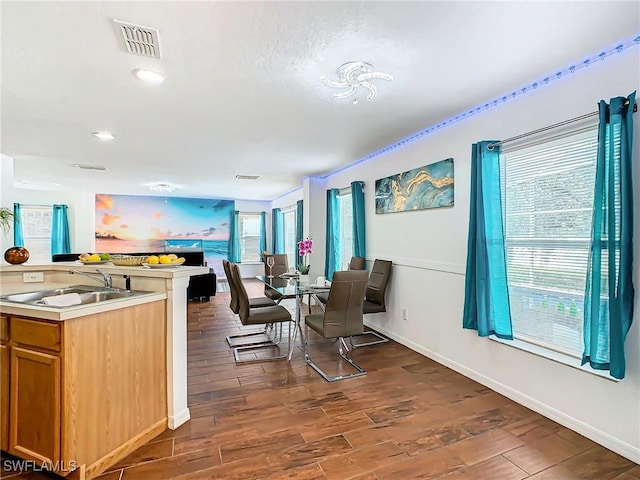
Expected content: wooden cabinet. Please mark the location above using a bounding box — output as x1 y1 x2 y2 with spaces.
11 317 61 352
10 347 60 464
0 301 167 479
3 317 62 466
1 315 9 452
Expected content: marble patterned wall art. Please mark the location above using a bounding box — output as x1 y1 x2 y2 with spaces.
375 158 454 214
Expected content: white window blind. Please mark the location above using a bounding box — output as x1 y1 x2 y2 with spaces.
337 191 353 270
500 126 598 357
282 208 297 269
239 213 261 263
21 205 53 264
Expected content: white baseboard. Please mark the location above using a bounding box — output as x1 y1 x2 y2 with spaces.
365 321 640 464
168 407 191 430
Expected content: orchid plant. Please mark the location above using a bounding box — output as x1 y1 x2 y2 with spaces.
297 237 313 274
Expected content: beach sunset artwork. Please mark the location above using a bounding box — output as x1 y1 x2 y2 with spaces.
95 194 233 273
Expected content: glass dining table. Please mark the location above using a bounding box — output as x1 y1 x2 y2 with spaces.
256 274 330 360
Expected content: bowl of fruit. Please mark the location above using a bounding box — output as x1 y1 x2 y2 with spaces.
143 254 186 268
110 254 147 266
78 253 111 264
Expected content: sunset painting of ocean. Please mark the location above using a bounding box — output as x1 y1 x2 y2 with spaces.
95 194 233 273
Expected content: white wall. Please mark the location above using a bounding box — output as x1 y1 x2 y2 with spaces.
312 48 640 462
11 187 95 255
0 155 16 253
304 177 327 279
271 188 302 211
235 199 270 212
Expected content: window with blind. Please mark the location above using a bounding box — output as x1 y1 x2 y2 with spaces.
282 208 297 269
21 205 53 263
500 126 598 357
239 213 261 263
337 190 353 270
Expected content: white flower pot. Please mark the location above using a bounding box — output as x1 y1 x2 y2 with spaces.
299 274 310 284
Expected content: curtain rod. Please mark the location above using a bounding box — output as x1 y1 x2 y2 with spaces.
487 101 637 150
338 182 365 195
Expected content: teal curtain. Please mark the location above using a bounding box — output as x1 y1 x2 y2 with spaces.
271 208 284 254
583 91 636 380
13 203 23 247
351 181 366 260
51 204 71 255
259 211 267 259
296 200 304 249
228 210 241 262
324 189 340 281
463 141 513 339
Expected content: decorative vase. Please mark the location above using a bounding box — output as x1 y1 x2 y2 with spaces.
299 274 310 284
4 246 29 265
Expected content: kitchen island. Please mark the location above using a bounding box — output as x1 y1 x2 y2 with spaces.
0 262 209 479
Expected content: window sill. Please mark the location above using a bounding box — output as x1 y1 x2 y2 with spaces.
489 335 619 382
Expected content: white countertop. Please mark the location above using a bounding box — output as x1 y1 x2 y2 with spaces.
0 261 209 320
0 284 167 321
0 261 210 279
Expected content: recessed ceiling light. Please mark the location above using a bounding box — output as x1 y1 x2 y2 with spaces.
143 182 180 192
92 131 115 141
235 175 260 180
133 68 165 84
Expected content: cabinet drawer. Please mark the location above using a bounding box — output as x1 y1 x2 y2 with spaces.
0 316 7 342
10 318 61 352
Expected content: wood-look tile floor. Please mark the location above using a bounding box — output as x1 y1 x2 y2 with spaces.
3 280 638 480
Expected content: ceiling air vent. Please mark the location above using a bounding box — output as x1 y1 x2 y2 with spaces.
113 20 161 58
235 175 260 180
74 164 108 171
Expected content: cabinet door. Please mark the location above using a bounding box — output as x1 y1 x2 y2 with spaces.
1 344 8 451
9 347 60 464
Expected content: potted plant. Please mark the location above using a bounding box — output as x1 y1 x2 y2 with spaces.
0 207 28 264
0 207 14 234
297 237 313 282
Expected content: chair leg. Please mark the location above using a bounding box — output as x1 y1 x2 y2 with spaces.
226 323 280 348
304 326 367 382
349 329 389 348
309 293 326 314
233 321 293 364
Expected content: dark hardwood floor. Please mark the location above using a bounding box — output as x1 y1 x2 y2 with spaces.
3 279 638 479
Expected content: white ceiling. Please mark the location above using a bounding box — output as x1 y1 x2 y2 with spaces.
2 1 639 201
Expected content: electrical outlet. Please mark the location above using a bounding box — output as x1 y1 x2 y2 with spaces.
23 272 44 283
401 308 408 321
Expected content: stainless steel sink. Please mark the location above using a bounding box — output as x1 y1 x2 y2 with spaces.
75 290 135 304
0 285 149 307
1 286 96 303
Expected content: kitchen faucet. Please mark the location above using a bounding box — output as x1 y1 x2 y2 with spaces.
69 269 112 288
